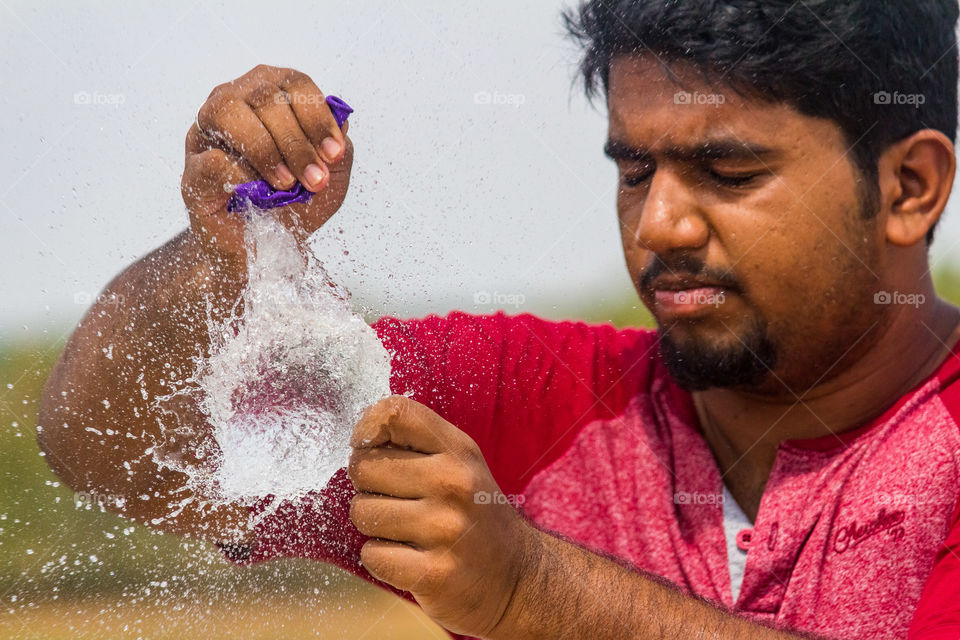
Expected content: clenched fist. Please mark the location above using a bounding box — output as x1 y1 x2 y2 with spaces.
181 64 354 270
348 396 544 638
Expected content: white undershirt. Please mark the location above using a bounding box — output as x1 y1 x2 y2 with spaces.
722 484 753 601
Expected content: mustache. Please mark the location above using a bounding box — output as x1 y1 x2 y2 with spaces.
639 253 742 292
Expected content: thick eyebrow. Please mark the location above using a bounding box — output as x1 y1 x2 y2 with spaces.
603 138 776 163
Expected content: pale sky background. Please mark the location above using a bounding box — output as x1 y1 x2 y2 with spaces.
3 0 960 343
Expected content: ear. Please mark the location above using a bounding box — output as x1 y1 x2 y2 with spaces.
878 129 956 247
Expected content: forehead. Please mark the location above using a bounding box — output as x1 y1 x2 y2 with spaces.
606 56 845 155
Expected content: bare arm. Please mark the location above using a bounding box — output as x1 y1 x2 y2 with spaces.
38 64 354 543
39 231 251 540
491 529 831 640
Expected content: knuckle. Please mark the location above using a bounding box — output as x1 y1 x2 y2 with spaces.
193 149 227 181
439 466 474 502
359 541 385 574
434 512 469 545
246 83 283 110
386 394 411 418
370 395 405 425
454 433 484 464
250 63 277 77
346 456 361 483
280 68 310 86
421 552 455 590
206 83 230 103
347 452 374 484
384 394 407 409
349 494 370 525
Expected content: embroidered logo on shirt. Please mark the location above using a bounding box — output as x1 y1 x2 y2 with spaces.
833 508 906 554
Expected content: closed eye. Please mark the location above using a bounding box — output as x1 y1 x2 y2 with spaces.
708 170 761 188
622 169 655 188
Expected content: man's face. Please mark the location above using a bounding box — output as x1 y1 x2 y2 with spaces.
607 56 886 393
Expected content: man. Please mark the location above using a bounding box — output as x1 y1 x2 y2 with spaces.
38 1 960 638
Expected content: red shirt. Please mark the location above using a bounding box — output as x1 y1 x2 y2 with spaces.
231 312 960 639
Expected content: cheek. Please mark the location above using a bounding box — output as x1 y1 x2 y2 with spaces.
729 213 874 342
617 196 646 268
717 203 814 317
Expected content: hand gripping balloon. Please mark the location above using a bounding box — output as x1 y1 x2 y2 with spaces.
225 95 354 213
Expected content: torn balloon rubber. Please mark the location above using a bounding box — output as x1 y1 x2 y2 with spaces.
226 94 353 214
325 95 353 128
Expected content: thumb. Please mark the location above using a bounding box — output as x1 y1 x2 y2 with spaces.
351 396 457 454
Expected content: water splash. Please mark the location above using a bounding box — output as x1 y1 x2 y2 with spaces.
157 214 392 510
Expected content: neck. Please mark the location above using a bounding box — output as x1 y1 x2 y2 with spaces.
693 291 960 519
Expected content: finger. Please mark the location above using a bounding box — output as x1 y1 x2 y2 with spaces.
348 447 437 498
351 396 474 455
243 81 330 192
182 145 255 221
276 69 347 165
351 494 456 548
360 539 434 592
197 92 297 191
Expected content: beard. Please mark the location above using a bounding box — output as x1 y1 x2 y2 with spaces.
657 315 777 391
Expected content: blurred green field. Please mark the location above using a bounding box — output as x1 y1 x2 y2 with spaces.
0 335 447 638
2 269 959 638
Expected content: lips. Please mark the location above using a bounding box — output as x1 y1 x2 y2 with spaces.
649 276 729 292
646 277 734 316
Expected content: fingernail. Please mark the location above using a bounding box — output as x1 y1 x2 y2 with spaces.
304 163 326 189
321 138 341 161
276 163 295 187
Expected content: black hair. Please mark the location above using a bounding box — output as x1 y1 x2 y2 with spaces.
564 0 959 244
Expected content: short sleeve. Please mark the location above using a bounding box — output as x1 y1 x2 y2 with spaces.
909 367 960 640
908 495 960 639
374 311 658 494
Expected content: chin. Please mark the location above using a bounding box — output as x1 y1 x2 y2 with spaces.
656 316 777 391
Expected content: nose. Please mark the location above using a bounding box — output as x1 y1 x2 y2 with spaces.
620 169 709 255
